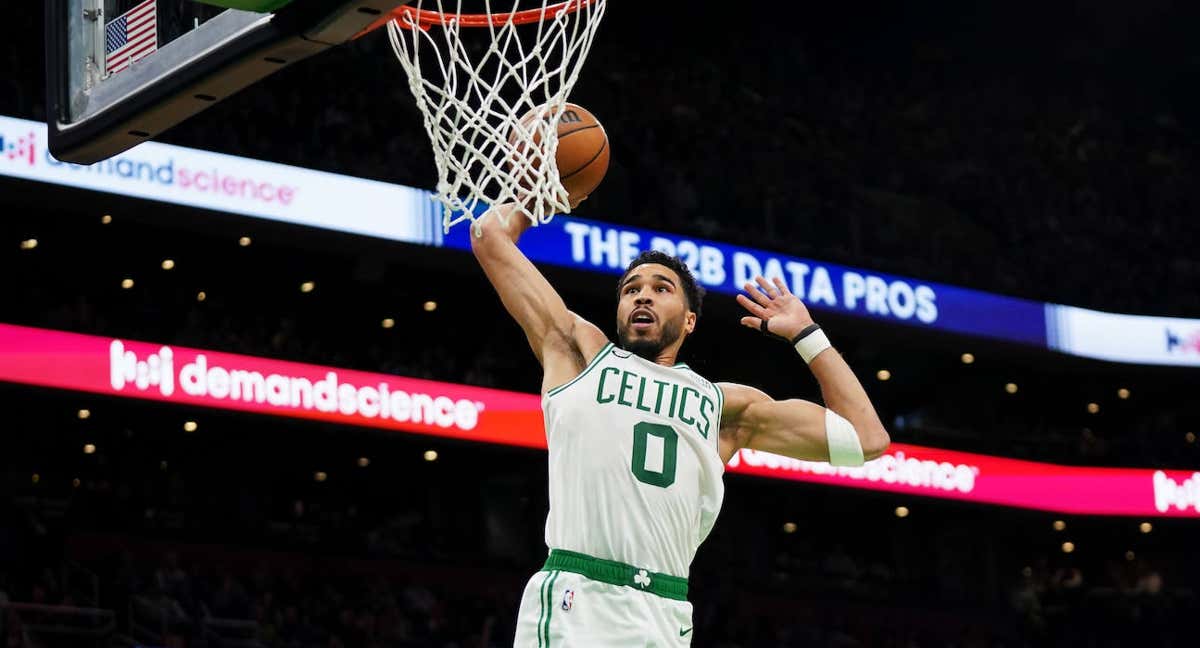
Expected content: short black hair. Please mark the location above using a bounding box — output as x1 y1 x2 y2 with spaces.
617 250 705 317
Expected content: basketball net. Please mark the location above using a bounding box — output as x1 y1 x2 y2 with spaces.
385 0 607 232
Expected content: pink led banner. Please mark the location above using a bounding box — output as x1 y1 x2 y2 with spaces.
0 323 1196 517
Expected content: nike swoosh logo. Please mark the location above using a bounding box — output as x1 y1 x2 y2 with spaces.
679 627 693 637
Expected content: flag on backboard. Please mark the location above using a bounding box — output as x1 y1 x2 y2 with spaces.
105 0 158 75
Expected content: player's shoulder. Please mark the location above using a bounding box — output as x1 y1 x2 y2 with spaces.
565 312 610 360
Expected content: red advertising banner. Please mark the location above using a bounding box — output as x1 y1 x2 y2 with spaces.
1 323 1197 517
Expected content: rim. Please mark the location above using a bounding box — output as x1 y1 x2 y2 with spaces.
359 0 598 35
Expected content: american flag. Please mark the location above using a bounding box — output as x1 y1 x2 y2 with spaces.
105 0 158 75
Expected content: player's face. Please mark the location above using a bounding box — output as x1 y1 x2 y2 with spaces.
616 264 696 361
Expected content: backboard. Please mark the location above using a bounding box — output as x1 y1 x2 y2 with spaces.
46 0 409 164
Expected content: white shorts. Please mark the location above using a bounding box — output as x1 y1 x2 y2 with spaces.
513 569 695 647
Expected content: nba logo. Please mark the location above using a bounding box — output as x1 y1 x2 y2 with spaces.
561 589 574 612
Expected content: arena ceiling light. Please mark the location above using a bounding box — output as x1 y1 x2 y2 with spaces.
101 215 113 225
876 369 891 381
238 236 252 247
120 278 134 289
20 238 38 250
1087 402 1100 414
161 259 176 270
1139 522 1153 534
424 450 438 462
77 408 91 419
357 457 370 468
423 301 438 312
782 522 797 534
1061 541 1075 554
197 291 208 302
183 420 198 432
961 353 975 364
1117 388 1130 399
894 506 909 518
300 281 315 293
381 318 395 329
1053 520 1066 531
1005 382 1018 394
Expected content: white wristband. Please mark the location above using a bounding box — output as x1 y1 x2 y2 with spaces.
794 327 832 364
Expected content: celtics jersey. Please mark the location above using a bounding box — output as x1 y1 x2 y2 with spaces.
541 342 726 579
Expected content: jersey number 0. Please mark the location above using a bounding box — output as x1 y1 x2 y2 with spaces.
631 422 678 488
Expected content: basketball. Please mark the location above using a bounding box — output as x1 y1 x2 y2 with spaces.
512 103 610 204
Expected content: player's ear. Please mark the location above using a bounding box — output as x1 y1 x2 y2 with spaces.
684 311 697 334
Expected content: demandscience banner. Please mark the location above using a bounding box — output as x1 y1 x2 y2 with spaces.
3 114 1199 366
1 322 1197 517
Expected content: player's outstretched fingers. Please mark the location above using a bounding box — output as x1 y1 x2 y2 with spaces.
772 276 792 296
743 282 772 307
739 316 764 330
755 276 778 298
736 293 769 319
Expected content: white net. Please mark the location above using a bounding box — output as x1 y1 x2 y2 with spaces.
386 0 607 233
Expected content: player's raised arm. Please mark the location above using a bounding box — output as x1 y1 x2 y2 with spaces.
717 276 890 466
470 204 608 384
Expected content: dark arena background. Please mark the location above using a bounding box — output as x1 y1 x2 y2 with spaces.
3 1 1200 646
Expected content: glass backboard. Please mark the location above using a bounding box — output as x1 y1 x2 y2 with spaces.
46 0 408 164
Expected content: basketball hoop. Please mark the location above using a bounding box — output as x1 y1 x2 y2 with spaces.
364 0 607 233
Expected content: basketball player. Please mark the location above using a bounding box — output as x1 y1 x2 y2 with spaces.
472 203 890 646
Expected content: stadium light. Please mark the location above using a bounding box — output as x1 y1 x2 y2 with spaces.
1125 550 1135 561
424 449 439 462
1005 382 1018 394
961 353 975 364
1187 432 1197 444
161 259 175 270
357 457 370 467
121 278 134 289
381 318 395 329
423 301 438 312
782 522 797 534
894 506 909 518
300 281 315 293
19 238 38 250
1053 520 1066 531
101 214 113 224
1139 522 1152 534
1061 541 1075 554
77 408 91 420
197 291 207 302
876 369 891 381
1117 388 1130 400
183 420 198 433
314 471 328 482
83 443 96 454
238 236 252 247
1087 402 1100 414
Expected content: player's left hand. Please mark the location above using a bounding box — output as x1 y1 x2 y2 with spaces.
736 276 815 342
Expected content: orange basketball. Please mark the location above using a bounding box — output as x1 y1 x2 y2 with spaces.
511 103 609 204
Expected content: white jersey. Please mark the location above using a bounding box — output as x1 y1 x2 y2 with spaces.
541 342 726 578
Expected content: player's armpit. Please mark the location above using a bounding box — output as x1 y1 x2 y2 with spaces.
715 382 833 465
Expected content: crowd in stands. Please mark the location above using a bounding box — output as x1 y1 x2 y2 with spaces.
1 392 1196 647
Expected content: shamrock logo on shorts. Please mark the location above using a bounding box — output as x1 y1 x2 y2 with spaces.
634 569 652 588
